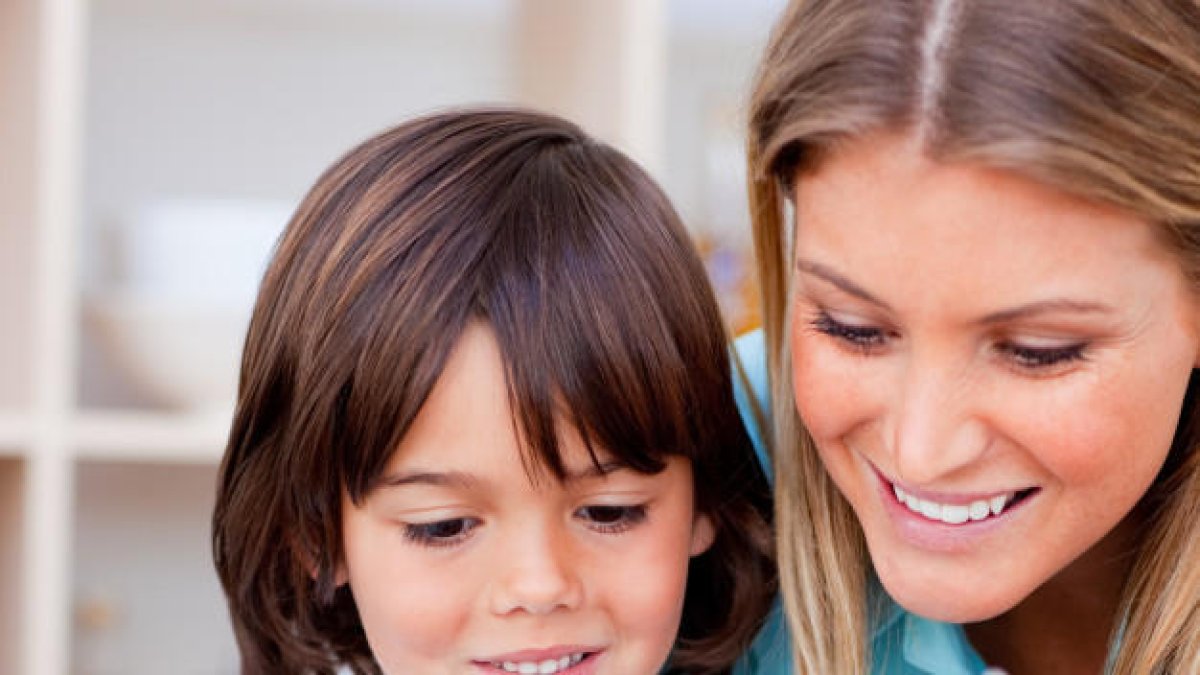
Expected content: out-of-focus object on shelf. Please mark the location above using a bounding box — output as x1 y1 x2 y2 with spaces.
84 292 249 412
113 199 292 304
86 198 292 411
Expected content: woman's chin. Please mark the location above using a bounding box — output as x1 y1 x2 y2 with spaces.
871 552 1028 624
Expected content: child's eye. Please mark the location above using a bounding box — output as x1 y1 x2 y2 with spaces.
810 310 892 353
574 504 648 534
994 341 1088 373
403 517 481 547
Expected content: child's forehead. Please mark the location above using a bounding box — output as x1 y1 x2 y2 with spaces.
366 448 692 507
364 321 669 489
373 419 640 492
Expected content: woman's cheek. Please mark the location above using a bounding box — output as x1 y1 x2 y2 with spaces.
990 360 1176 490
790 332 876 444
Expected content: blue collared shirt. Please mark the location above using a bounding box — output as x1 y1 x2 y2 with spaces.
731 330 990 675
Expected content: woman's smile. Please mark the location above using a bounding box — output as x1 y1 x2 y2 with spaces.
872 459 1042 553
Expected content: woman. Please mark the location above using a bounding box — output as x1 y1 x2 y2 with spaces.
740 0 1200 673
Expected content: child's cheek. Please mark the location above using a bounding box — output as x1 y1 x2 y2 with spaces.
343 521 473 671
592 501 696 665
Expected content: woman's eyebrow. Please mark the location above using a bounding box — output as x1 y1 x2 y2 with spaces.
797 258 1116 324
796 258 892 310
978 299 1116 325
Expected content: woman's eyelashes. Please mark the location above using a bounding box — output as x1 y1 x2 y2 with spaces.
809 309 1090 373
809 310 892 353
400 503 651 548
992 340 1089 372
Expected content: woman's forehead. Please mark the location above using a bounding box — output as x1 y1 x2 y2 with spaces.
791 134 1186 314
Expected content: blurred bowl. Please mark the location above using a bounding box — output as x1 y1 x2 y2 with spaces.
115 198 292 304
85 293 251 411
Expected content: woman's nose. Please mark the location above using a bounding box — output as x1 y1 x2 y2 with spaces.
887 353 989 485
487 521 584 617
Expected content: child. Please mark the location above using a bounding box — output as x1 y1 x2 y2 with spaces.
211 107 775 674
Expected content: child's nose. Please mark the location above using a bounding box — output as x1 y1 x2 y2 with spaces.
487 523 584 616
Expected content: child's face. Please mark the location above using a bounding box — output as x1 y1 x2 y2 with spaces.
339 323 713 675
788 133 1200 623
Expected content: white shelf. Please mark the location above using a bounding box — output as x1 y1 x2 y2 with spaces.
72 462 238 673
72 409 231 463
0 411 31 452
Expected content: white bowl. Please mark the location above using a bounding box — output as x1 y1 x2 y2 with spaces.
85 293 252 411
116 198 292 304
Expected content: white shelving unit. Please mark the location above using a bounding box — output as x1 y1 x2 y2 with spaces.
1 0 781 672
0 412 31 453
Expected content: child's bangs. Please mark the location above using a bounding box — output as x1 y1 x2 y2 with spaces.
476 143 731 481
325 119 730 499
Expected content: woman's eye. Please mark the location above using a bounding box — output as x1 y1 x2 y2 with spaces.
995 341 1088 372
810 310 890 352
403 517 480 547
575 504 648 534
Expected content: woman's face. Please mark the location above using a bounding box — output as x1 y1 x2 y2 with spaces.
340 322 713 675
789 133 1200 622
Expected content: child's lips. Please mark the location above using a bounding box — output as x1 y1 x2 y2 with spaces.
473 646 604 674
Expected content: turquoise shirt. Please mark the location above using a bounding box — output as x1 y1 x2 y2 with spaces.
731 330 990 675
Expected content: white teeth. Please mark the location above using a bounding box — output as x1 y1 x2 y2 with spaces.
495 654 585 674
941 504 969 524
896 486 923 513
968 500 991 521
894 483 1018 525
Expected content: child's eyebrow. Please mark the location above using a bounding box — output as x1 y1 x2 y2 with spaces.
563 460 629 482
374 460 629 491
375 470 482 491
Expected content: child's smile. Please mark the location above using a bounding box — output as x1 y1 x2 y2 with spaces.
473 647 598 673
339 322 713 675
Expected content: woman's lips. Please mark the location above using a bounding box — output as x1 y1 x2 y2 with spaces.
890 482 1028 525
869 464 1041 552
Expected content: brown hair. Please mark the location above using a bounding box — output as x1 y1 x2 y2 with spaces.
211 107 775 674
747 0 1200 672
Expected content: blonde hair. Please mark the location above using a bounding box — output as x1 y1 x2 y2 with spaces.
746 0 1200 672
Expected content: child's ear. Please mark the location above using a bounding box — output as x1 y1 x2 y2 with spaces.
688 513 716 557
333 560 348 587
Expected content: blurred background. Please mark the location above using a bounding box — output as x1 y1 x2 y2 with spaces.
0 0 784 672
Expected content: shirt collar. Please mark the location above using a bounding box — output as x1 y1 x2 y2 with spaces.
869 581 987 675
